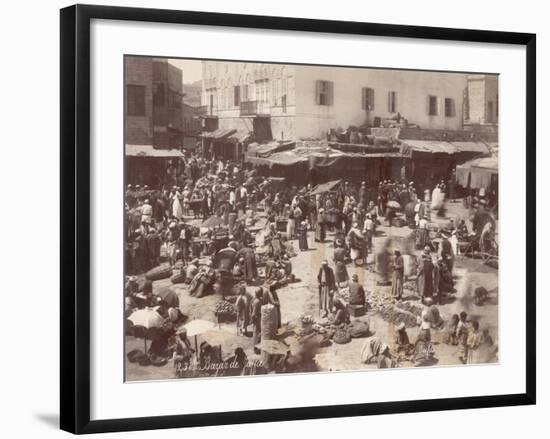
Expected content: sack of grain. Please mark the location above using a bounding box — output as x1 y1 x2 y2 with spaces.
261 304 278 340
348 320 370 338
170 271 187 284
145 264 172 281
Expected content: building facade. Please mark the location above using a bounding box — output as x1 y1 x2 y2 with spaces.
124 57 185 148
125 56 154 145
464 74 499 127
201 61 469 141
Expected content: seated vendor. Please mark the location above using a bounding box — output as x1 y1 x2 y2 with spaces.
349 274 366 307
232 257 245 281
332 299 350 326
281 254 293 278
186 258 199 283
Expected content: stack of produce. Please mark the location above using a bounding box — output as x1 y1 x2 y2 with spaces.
332 328 351 344
261 304 278 340
214 300 236 321
376 300 423 328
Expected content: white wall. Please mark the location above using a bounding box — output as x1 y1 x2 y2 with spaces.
1 1 546 439
295 65 467 139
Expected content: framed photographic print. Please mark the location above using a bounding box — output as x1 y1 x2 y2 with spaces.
60 4 536 434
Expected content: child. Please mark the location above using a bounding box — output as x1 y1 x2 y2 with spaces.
446 314 460 345
456 311 469 364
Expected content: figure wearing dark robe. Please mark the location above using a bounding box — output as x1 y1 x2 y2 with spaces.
333 245 348 283
236 246 257 282
317 263 336 316
297 222 309 251
417 254 435 299
315 211 326 242
348 278 366 306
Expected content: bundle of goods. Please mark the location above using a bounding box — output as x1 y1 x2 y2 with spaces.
170 270 187 284
261 304 278 340
348 319 370 338
299 314 315 327
145 264 172 281
377 301 420 328
392 217 407 228
149 354 168 367
126 349 146 363
214 300 236 322
336 285 351 302
332 327 351 344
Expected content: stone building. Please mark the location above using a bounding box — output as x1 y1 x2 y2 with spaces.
125 56 154 145
124 56 185 148
201 61 469 142
464 74 499 128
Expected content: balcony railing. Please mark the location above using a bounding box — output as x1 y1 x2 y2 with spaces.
239 100 269 117
196 105 218 117
196 105 209 116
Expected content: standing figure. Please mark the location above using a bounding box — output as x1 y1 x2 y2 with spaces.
297 220 309 251
391 250 404 300
417 247 434 300
315 208 326 242
333 239 349 284
235 284 250 336
250 288 263 353
317 260 336 318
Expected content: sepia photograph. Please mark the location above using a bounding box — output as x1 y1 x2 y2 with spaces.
123 56 499 381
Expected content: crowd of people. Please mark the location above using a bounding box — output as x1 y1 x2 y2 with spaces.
125 150 498 374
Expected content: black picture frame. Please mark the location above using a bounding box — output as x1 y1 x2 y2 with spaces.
60 4 536 434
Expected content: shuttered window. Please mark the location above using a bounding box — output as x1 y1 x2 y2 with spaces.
234 85 241 106
361 87 375 110
427 95 440 116
316 80 334 106
444 97 456 117
388 91 397 113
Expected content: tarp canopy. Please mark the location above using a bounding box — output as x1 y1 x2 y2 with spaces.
200 128 236 139
455 156 498 189
247 140 296 158
308 179 342 196
246 144 402 169
228 130 252 143
400 140 490 155
125 144 185 158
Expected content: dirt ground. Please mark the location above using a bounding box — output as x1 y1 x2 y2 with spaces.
125 199 498 381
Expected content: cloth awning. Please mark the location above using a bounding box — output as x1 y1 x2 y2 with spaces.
308 179 342 196
400 140 490 155
125 144 184 158
228 130 252 143
200 128 237 140
247 140 296 158
455 156 498 189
